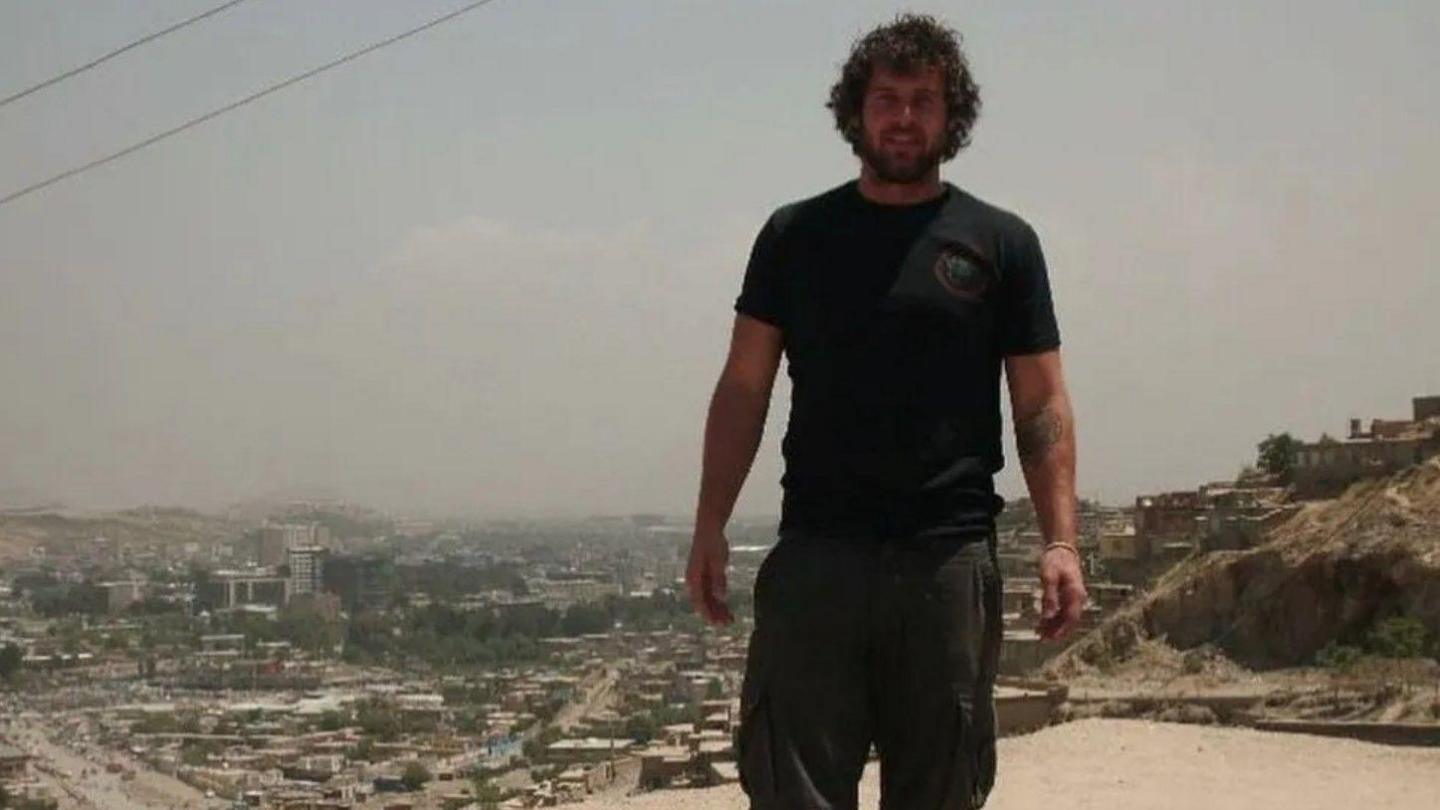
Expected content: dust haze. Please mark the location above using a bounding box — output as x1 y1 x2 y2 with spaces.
1 0 1436 517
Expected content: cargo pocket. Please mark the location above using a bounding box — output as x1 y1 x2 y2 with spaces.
970 552 1001 808
952 694 998 809
970 696 998 808
736 609 781 801
736 661 777 801
955 554 999 809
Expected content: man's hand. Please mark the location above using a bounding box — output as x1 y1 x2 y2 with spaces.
687 529 734 626
1037 547 1087 640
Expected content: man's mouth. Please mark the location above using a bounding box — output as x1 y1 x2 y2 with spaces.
882 135 922 149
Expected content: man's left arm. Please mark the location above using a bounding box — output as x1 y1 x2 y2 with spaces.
1005 349 1087 640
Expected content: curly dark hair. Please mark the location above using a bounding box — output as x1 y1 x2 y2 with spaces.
827 14 981 162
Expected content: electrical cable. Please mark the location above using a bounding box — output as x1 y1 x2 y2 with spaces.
0 0 503 208
0 0 257 110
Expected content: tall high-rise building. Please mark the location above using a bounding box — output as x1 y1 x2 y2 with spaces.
287 546 328 598
322 554 391 612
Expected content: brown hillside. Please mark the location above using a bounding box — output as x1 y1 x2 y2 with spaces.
1049 458 1440 674
0 507 242 564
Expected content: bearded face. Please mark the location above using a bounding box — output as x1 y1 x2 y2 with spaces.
857 65 947 185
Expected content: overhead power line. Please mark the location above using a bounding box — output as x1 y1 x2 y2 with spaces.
0 0 257 110
0 0 503 209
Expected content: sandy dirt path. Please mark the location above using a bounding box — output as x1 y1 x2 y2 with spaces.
570 718 1440 810
556 666 619 732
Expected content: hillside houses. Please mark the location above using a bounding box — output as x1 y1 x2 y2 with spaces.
1293 395 1440 497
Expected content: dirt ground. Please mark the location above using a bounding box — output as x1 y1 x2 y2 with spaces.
570 718 1440 810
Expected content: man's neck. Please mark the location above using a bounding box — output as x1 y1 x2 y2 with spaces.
857 167 944 206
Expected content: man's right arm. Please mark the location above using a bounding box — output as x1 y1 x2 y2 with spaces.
688 313 784 625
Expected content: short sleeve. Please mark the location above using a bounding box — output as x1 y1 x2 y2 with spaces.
997 221 1061 356
733 215 787 329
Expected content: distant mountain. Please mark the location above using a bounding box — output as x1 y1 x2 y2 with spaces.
0 485 62 512
0 506 244 564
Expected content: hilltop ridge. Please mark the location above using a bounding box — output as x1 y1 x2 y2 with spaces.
0 507 242 564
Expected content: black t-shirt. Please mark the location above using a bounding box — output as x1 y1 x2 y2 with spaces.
735 180 1061 540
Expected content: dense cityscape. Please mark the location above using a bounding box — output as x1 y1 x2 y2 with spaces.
2 396 1437 809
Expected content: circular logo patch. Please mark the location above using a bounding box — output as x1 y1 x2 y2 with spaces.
933 245 992 302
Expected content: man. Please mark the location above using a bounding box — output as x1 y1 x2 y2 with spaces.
687 14 1086 810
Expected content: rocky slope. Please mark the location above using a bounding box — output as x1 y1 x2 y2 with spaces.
1050 458 1440 674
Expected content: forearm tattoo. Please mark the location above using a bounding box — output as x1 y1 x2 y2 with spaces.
1016 407 1064 464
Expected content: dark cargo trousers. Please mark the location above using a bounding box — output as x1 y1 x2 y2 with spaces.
736 530 1003 810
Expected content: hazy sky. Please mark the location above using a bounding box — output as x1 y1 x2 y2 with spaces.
1 1 1437 519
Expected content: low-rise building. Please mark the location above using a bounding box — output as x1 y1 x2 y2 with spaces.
201 570 289 610
0 741 32 782
100 580 146 614
1294 397 1440 497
